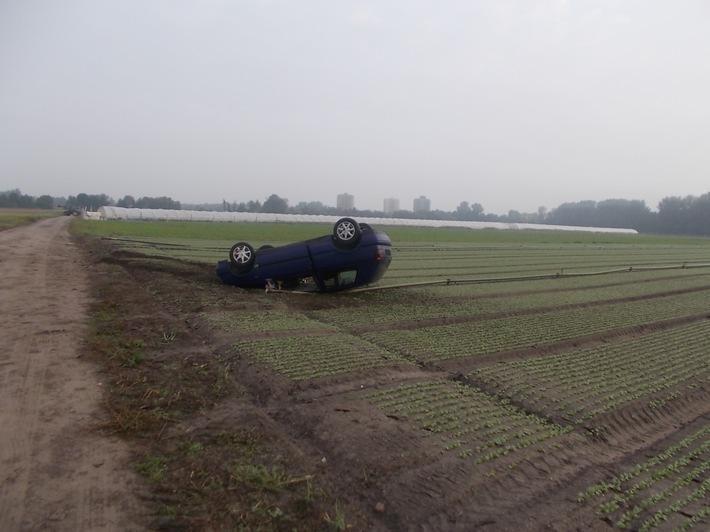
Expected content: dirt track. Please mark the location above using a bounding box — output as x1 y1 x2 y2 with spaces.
0 217 148 531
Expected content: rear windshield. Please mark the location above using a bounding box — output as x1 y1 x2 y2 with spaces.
321 269 357 289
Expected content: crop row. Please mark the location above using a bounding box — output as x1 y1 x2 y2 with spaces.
310 276 710 329
468 321 710 423
387 245 710 282
408 269 710 299
577 424 710 531
364 380 571 464
202 310 336 333
358 291 710 364
232 334 411 381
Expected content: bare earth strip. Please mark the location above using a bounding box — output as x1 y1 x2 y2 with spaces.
0 217 149 531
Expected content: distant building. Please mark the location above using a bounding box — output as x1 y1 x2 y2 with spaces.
413 195 431 214
383 198 400 216
337 193 355 211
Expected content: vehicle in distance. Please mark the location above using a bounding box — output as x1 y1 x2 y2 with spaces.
216 218 393 292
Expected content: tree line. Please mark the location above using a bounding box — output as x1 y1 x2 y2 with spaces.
5 189 710 237
0 189 56 209
224 194 710 237
0 191 180 211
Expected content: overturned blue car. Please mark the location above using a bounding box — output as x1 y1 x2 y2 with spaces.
216 218 392 292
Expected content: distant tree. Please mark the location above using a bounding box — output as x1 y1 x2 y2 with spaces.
0 190 56 209
35 195 54 209
547 200 597 227
135 196 180 209
596 199 653 231
75 193 90 208
68 193 112 210
537 206 547 222
117 195 135 208
453 201 485 221
545 199 653 231
262 194 288 213
16 192 34 208
393 209 417 219
657 193 710 236
507 210 523 223
292 201 338 215
692 193 710 235
0 189 24 207
455 201 472 220
470 203 485 219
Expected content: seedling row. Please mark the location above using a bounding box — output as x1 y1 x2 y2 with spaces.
365 380 571 465
578 424 710 531
468 320 710 423
203 310 336 333
232 335 411 381
386 245 710 283
359 290 710 364
309 275 710 329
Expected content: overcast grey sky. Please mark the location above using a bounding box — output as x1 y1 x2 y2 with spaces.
2 1 709 214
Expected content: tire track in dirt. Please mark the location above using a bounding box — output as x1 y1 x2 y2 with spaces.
0 217 149 531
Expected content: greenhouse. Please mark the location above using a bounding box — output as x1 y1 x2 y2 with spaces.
96 206 638 234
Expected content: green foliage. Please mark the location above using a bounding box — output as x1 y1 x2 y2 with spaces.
469 321 710 423
228 463 291 490
360 290 710 364
134 455 169 483
311 271 710 328
203 310 335 333
73 218 332 242
366 380 571 465
577 425 710 531
133 431 328 529
233 334 411 381
0 209 62 230
325 501 347 531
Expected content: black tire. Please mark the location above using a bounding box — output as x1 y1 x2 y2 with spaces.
229 242 256 272
333 218 361 248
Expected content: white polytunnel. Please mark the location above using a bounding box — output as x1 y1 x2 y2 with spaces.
96 206 638 234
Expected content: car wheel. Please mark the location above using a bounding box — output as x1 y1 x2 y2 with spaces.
333 218 361 248
229 242 256 272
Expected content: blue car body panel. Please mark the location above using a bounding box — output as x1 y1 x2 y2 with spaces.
216 227 392 292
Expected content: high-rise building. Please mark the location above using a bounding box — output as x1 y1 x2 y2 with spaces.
383 198 400 216
413 196 431 214
337 193 355 211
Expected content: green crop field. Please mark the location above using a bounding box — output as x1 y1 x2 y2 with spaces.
78 217 710 529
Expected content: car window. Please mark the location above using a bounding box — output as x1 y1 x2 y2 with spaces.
321 269 358 289
338 270 357 285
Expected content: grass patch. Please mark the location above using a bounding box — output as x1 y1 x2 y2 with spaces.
134 431 333 530
0 208 63 230
134 455 168 483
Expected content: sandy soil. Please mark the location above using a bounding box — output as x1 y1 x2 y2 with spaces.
0 216 149 531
